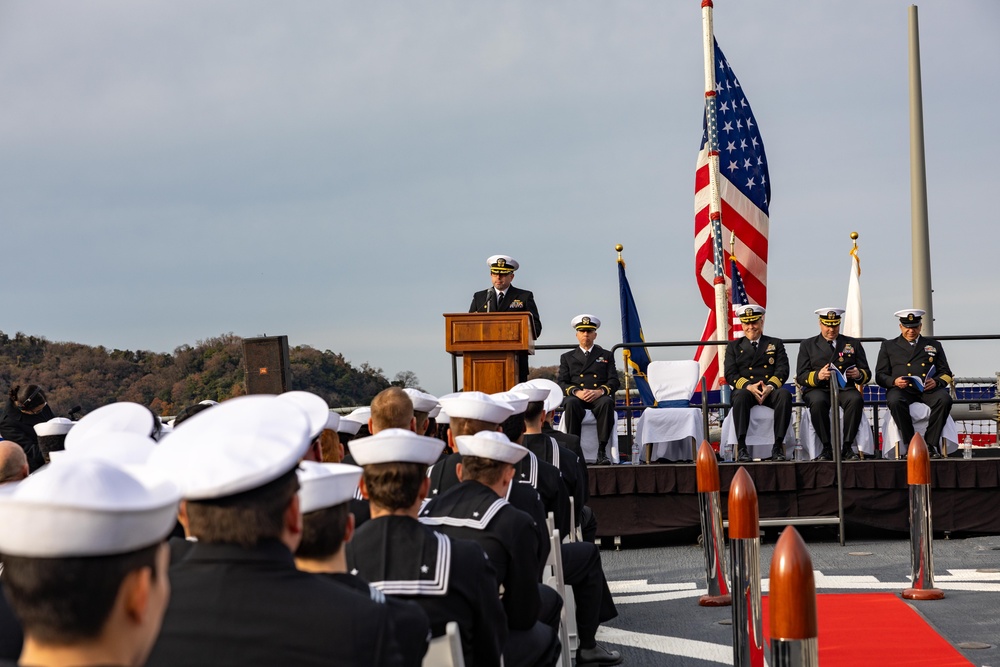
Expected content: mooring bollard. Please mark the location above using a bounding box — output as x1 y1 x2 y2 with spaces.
902 433 945 600
728 467 764 667
697 440 731 606
769 526 819 667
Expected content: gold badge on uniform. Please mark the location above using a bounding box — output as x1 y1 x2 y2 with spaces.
769 357 775 364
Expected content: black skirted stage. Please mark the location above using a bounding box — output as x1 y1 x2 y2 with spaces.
587 459 1000 538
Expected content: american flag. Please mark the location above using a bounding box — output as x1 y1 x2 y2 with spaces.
729 254 750 339
694 39 770 389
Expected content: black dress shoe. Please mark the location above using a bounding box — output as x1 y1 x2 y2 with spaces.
596 446 612 465
842 448 860 461
736 447 752 462
577 643 624 666
929 448 944 460
771 446 787 462
817 447 833 461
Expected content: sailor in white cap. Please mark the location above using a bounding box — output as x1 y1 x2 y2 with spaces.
875 309 954 458
294 461 431 667
0 459 180 667
558 315 620 465
724 305 793 462
31 416 75 464
143 395 405 667
522 378 587 465
420 431 560 667
403 388 440 437
468 254 543 381
337 407 366 443
278 390 336 463
65 402 163 451
345 429 508 667
795 308 872 461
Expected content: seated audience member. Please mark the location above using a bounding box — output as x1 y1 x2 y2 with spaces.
421 430 560 667
0 459 180 667
0 384 55 472
403 388 440 437
145 395 405 667
65 402 163 447
347 429 508 667
0 441 29 485
32 418 75 465
336 408 365 450
295 461 430 667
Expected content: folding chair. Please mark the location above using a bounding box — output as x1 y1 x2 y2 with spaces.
422 621 465 667
634 360 705 462
881 403 959 458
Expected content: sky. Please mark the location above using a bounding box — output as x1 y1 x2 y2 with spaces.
1 1 998 398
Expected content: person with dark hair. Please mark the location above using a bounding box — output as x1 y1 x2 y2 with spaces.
347 429 508 667
0 458 180 667
420 431 561 667
0 384 55 472
295 461 430 667
403 388 439 437
170 402 215 428
145 395 405 667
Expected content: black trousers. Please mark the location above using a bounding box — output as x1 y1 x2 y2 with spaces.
731 387 792 445
803 386 865 447
563 394 616 448
886 387 953 453
503 622 561 667
561 542 617 647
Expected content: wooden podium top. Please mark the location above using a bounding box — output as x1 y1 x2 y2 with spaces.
443 312 535 355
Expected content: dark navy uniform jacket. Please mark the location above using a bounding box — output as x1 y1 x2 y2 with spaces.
795 334 871 393
875 335 953 393
724 335 790 390
522 432 584 527
469 285 542 338
557 345 620 398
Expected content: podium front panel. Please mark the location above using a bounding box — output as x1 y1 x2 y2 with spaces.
444 313 533 354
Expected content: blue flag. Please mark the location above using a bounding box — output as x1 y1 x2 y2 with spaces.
618 259 657 407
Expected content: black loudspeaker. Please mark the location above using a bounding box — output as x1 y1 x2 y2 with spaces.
243 336 292 395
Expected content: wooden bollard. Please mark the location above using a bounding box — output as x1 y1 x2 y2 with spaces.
728 467 764 667
769 527 819 666
696 441 731 606
902 433 945 600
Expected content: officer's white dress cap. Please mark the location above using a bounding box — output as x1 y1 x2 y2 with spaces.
33 417 75 437
297 461 363 514
349 429 444 466
894 309 926 327
403 388 440 414
523 379 564 412
0 459 180 557
510 383 550 404
148 395 311 500
490 391 530 416
325 411 341 432
487 255 519 272
737 305 766 323
571 314 601 331
58 432 158 466
65 402 156 449
455 431 529 464
814 307 845 317
278 391 330 440
438 392 515 424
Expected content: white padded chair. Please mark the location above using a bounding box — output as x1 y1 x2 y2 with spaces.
543 515 578 666
721 406 797 460
633 360 705 462
880 403 959 458
422 621 465 667
556 410 620 465
797 406 876 459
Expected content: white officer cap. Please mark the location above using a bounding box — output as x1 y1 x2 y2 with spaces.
438 392 515 425
0 459 180 558
510 382 550 404
403 388 440 414
894 309 926 327
148 395 311 500
297 461 364 514
65 402 158 449
571 314 601 331
490 391 530 416
737 305 766 323
814 308 844 326
455 431 529 464
58 432 158 466
349 428 444 466
33 417 75 437
278 391 330 440
488 255 518 273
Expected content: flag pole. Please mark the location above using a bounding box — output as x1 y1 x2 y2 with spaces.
701 0 729 388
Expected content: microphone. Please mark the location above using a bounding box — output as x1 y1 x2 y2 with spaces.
486 287 493 312
67 405 83 420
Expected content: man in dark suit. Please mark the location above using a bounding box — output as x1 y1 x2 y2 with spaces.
558 315 620 466
876 309 954 458
469 254 542 382
724 305 793 462
795 308 872 461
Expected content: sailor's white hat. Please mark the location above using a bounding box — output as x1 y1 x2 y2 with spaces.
33 417 75 438
403 388 440 414
297 461 364 514
455 431 528 464
65 402 158 449
438 392 515 425
278 391 330 440
490 391 530 416
510 382 550 404
349 428 444 466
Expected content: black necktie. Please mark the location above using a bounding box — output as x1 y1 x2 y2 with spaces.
496 291 504 307
831 340 837 353
751 340 758 351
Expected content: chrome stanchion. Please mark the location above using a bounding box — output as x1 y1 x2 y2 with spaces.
768 526 819 667
902 433 945 600
728 467 764 667
696 441 731 606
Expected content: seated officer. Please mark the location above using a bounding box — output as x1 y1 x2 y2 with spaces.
420 431 560 667
0 459 180 667
875 309 954 458
346 429 508 667
558 315 620 465
295 461 430 667
795 308 871 461
146 396 404 667
724 305 793 462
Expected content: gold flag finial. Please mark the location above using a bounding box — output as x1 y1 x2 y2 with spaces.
615 244 624 264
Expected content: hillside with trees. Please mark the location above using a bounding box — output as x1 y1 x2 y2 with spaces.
0 331 397 417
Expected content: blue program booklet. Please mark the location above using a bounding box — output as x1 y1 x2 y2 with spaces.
830 364 856 389
903 365 935 391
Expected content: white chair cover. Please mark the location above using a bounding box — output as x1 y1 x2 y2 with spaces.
880 403 959 458
721 406 798 460
634 361 704 461
556 410 621 464
797 407 876 459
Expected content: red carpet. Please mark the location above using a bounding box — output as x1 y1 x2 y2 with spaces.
761 593 973 666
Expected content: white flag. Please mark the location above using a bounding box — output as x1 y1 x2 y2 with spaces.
842 246 862 338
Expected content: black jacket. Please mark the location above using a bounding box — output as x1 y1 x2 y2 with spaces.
558 345 620 398
469 285 542 338
876 335 953 393
724 335 789 390
0 398 54 471
795 334 871 393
